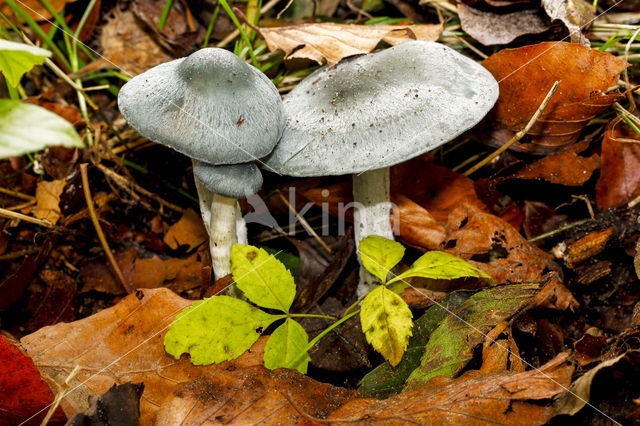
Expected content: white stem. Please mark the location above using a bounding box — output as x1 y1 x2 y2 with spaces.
353 168 394 298
236 202 248 245
193 175 238 281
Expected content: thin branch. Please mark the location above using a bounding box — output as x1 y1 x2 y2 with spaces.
464 80 561 176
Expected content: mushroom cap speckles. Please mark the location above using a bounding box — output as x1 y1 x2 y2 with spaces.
264 41 499 176
118 48 284 165
194 161 263 199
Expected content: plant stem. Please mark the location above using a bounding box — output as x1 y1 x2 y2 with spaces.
288 313 338 321
290 310 361 368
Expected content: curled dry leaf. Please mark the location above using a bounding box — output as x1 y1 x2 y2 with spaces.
458 2 549 46
259 22 444 65
163 208 208 251
330 352 573 425
33 179 66 225
596 119 640 210
156 366 353 425
541 0 595 45
19 288 266 424
483 42 627 153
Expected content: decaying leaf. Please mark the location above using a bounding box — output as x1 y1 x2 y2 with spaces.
331 352 573 424
596 119 640 210
156 366 353 425
260 22 443 65
542 0 595 45
458 2 549 46
510 148 600 186
403 283 540 391
163 208 208 251
555 350 640 416
98 8 175 76
483 42 627 153
66 382 144 425
34 178 66 224
19 288 266 424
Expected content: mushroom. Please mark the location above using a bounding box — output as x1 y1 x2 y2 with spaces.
118 48 284 281
264 41 499 297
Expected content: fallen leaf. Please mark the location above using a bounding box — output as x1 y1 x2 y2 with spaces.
511 149 600 186
163 208 208 251
483 42 627 153
403 283 540 391
0 335 66 425
97 8 175 76
0 0 69 24
156 366 353 425
66 382 144 425
25 269 76 332
19 288 267 424
523 201 568 240
332 352 573 424
542 0 595 45
443 204 562 286
260 22 443 65
458 2 549 46
34 178 66 224
596 119 640 209
555 350 640 416
391 194 446 250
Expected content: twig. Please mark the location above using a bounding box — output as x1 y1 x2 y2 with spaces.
464 80 561 176
527 218 593 243
277 190 332 254
0 186 35 200
0 247 39 261
40 365 81 426
95 163 185 214
80 163 132 294
216 0 280 48
5 199 36 211
0 207 54 228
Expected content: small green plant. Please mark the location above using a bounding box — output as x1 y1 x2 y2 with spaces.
0 39 83 158
164 235 493 373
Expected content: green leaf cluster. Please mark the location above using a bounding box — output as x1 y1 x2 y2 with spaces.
357 235 493 367
164 235 497 376
164 245 310 373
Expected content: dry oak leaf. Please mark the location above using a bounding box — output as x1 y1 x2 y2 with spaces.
156 366 353 425
163 208 208 251
260 22 444 65
483 42 627 153
596 119 640 210
458 2 549 46
19 288 266 425
34 178 66 225
329 352 573 425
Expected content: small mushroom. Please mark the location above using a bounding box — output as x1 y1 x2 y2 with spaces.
118 48 284 281
265 41 499 297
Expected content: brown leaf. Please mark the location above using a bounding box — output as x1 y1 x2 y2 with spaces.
511 149 600 186
260 22 443 65
523 201 568 240
458 3 549 46
444 205 562 286
97 8 175 76
0 0 69 23
329 352 573 425
34 179 66 224
19 288 267 424
391 194 446 250
542 0 595 45
483 42 627 153
156 366 353 425
25 269 76 332
596 119 640 209
163 208 207 251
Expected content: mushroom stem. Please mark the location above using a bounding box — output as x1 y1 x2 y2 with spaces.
353 167 394 297
194 176 238 281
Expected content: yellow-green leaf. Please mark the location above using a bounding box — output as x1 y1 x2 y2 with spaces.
359 235 405 284
0 100 83 158
0 39 51 88
230 244 296 312
263 318 310 374
361 285 413 366
164 296 281 365
388 251 493 285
